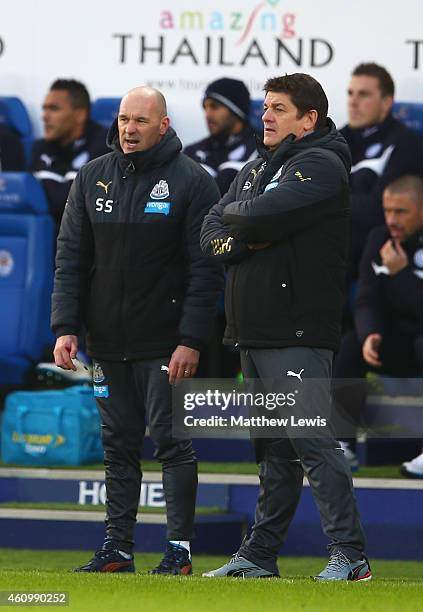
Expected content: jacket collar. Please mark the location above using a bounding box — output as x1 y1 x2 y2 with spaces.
343 113 396 143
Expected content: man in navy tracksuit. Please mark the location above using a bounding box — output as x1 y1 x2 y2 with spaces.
341 63 423 280
200 73 370 581
184 78 257 197
334 175 423 476
30 79 108 230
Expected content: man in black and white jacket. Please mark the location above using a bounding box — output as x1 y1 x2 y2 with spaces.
31 79 108 229
341 63 423 280
334 175 423 476
184 78 257 196
201 73 370 582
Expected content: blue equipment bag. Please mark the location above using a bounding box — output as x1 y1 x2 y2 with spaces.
1 386 103 465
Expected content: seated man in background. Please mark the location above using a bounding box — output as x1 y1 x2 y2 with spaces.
341 63 423 281
186 77 257 378
184 77 257 196
31 79 108 229
0 124 26 171
333 175 423 474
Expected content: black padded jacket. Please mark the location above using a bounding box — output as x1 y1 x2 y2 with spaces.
51 124 223 360
200 119 351 351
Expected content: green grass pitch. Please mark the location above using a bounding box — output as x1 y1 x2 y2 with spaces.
0 550 421 611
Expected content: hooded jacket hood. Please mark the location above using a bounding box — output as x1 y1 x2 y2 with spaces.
259 118 351 181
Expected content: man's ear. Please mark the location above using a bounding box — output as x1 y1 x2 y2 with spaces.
160 116 170 135
304 109 318 132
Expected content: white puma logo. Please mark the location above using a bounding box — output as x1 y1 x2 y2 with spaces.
287 368 304 382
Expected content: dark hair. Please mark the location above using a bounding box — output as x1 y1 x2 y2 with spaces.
264 73 328 130
384 175 423 205
50 79 91 112
352 63 394 98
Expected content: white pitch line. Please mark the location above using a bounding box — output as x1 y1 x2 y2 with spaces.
0 469 422 489
0 508 167 523
0 468 162 481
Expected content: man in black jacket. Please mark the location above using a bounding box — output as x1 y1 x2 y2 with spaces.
201 74 370 581
334 175 423 474
341 63 423 280
31 79 108 229
184 78 257 196
52 86 223 574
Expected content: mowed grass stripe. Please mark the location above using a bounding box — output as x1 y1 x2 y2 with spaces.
0 550 421 612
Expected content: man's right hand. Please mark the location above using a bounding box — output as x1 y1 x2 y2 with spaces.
53 335 79 370
380 239 408 275
362 333 382 367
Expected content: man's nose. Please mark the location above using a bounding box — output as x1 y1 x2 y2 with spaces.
125 119 137 132
348 94 358 107
262 108 273 122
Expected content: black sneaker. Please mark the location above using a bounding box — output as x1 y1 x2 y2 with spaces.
149 543 192 575
74 548 135 573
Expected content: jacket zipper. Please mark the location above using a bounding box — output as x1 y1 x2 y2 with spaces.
120 168 137 360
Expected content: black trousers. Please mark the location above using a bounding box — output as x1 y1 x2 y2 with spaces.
94 358 198 553
237 347 366 574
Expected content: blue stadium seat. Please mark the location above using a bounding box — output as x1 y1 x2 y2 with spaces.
91 97 120 129
0 97 34 163
250 99 264 135
392 102 423 133
0 173 55 384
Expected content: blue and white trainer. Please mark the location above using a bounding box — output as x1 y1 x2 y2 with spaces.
314 551 372 581
149 543 192 575
74 548 135 573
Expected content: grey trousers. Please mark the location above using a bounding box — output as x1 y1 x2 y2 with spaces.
94 358 198 552
237 347 366 573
